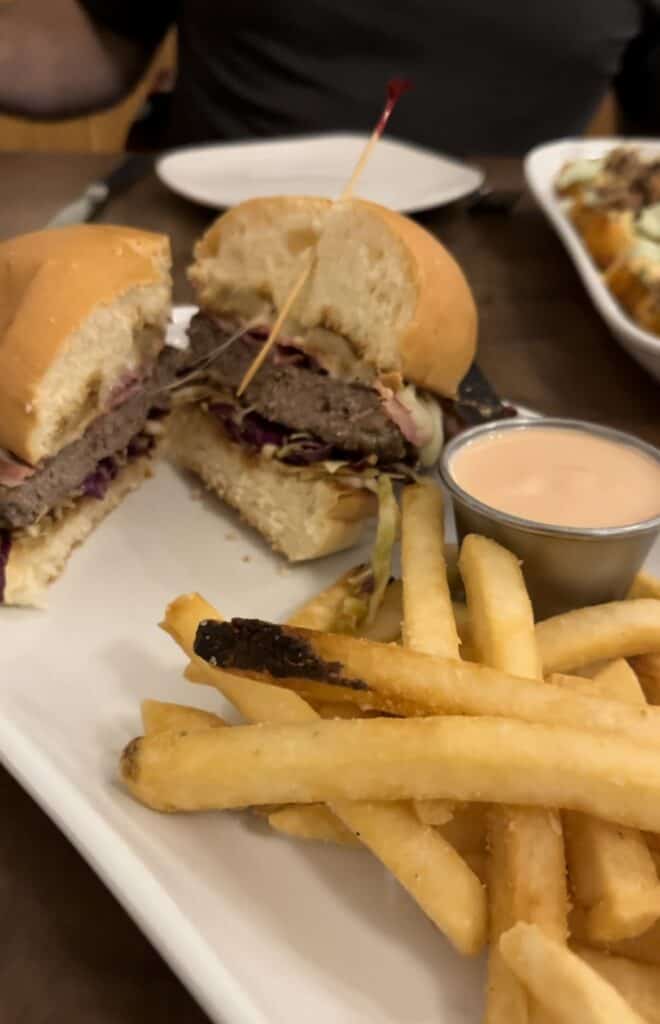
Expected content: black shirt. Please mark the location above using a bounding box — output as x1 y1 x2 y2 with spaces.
80 0 660 154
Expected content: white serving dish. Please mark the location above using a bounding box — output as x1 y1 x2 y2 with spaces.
1 308 658 1023
524 137 660 383
157 133 484 214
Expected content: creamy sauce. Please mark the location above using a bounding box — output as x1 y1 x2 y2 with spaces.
451 427 660 528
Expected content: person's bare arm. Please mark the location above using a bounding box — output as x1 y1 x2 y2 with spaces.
0 0 153 119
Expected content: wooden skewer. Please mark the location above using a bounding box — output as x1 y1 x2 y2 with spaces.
236 79 412 397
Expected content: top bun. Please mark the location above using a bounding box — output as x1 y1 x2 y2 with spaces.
189 196 477 397
0 224 171 465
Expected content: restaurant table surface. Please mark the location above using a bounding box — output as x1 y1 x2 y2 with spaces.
1 151 658 1024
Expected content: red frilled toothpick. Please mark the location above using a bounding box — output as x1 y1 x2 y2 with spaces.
237 78 413 396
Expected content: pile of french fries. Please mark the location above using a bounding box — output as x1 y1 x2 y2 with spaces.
121 480 660 1023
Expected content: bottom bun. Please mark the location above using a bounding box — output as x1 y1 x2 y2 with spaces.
166 405 376 561
4 455 153 607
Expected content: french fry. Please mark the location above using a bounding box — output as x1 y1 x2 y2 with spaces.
286 567 367 632
360 579 402 643
570 906 660 967
268 804 361 847
437 803 487 854
452 601 473 658
536 599 660 674
459 534 566 1024
631 653 660 705
563 659 660 943
307 701 384 720
459 534 543 679
401 483 462 850
401 482 460 659
192 612 660 749
500 922 646 1024
573 945 660 1024
121 714 660 832
163 598 487 955
287 570 402 643
141 700 226 735
414 799 457 826
549 660 645 704
628 571 660 601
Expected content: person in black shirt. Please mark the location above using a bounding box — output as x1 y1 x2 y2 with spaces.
1 0 659 155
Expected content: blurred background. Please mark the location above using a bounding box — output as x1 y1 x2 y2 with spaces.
0 25 620 155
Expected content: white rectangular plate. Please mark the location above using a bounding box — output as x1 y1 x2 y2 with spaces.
1 309 658 1023
157 133 484 214
524 137 660 382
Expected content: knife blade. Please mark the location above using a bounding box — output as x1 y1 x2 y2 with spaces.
46 153 154 228
443 362 517 439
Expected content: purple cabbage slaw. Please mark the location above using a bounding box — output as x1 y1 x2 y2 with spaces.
81 433 156 501
210 403 334 465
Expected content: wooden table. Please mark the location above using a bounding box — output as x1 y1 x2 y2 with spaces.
1 153 658 1024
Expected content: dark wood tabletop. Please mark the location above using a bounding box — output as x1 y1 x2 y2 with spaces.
1 152 658 1024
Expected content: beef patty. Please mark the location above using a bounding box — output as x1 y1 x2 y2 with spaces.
0 327 213 531
188 312 407 462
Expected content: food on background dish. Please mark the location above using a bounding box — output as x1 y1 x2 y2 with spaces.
555 145 660 336
448 424 660 528
166 195 477 561
118 478 660 1021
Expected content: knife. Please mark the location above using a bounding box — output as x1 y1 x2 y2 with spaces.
443 362 517 439
46 153 154 227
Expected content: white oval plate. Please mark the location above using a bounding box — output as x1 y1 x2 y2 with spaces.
524 137 660 383
157 133 484 214
0 307 657 1024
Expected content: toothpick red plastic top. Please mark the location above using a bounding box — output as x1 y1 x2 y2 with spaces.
375 78 413 138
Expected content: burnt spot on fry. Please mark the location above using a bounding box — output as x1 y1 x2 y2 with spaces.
120 737 142 781
194 618 369 691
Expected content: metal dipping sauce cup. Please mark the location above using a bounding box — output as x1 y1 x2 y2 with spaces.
440 417 660 619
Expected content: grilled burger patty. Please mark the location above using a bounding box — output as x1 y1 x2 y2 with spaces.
0 330 212 531
188 312 407 462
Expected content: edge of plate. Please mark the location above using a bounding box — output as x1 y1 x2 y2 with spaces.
156 132 484 214
523 137 660 363
0 712 268 1024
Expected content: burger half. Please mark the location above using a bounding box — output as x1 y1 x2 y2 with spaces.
168 196 477 561
0 225 180 606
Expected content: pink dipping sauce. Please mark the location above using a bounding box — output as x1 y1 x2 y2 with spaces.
450 427 660 529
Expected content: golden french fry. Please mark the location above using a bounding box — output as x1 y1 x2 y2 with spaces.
268 804 361 847
631 654 660 706
570 906 660 967
500 922 646 1024
563 659 660 942
464 851 488 888
286 567 367 632
141 700 226 735
573 946 660 1024
359 579 402 643
549 660 645 704
121 714 660 832
413 799 456 826
401 482 460 659
437 803 487 855
628 571 660 601
536 599 660 674
163 597 487 955
459 534 566 1024
459 534 543 679
307 701 385 720
452 601 473 655
194 613 660 749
